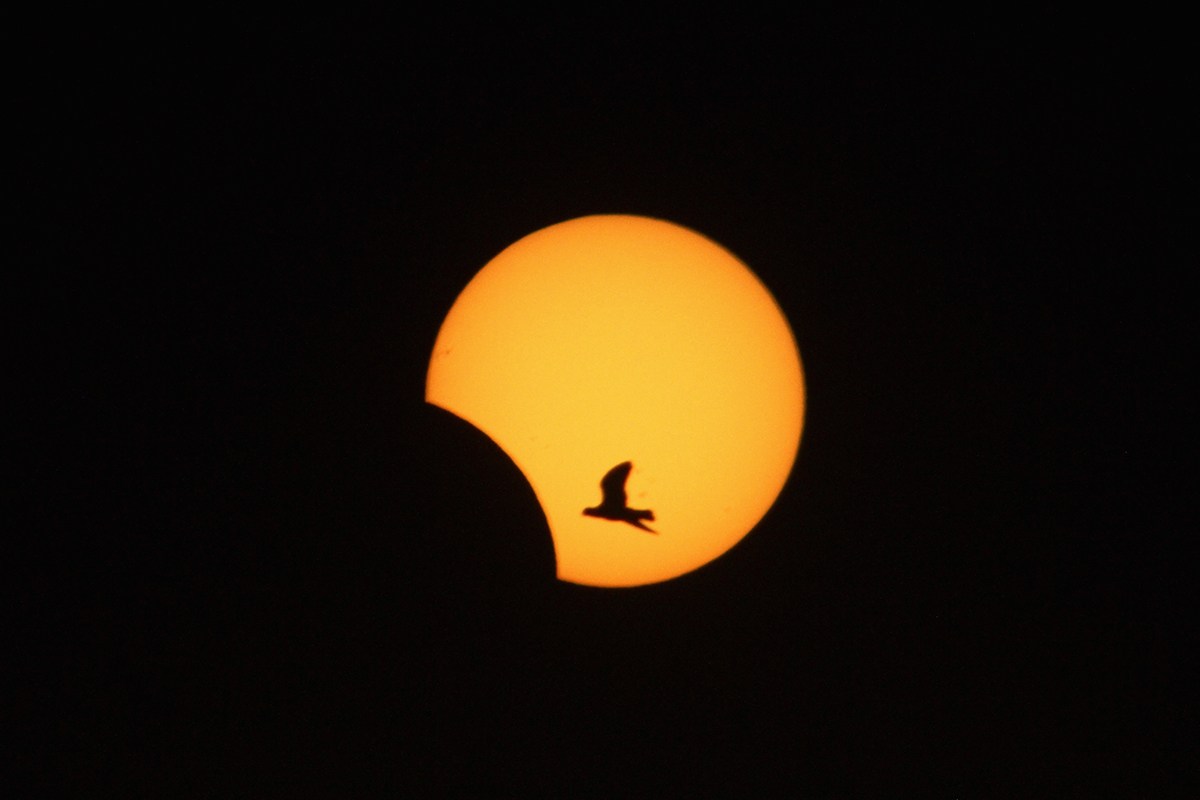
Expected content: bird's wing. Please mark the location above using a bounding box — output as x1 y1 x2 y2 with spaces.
599 461 632 506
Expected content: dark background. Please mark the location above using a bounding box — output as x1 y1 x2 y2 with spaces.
15 10 1194 796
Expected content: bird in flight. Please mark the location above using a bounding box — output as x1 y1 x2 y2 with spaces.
583 461 656 533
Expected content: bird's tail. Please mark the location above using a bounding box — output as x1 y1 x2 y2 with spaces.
636 509 654 522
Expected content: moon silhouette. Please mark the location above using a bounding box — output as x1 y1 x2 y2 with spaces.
426 215 804 587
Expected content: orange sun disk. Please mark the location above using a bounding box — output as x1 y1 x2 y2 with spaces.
426 215 804 587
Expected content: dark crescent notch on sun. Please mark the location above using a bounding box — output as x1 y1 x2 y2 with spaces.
582 461 657 533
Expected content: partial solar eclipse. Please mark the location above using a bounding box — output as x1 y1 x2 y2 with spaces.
426 215 804 587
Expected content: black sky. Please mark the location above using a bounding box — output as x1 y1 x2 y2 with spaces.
15 11 1195 796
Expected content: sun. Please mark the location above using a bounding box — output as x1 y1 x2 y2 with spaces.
426 215 804 587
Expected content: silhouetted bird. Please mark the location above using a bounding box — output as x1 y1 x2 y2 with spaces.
583 461 656 533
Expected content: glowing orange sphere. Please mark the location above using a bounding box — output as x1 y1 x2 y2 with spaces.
427 215 804 587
